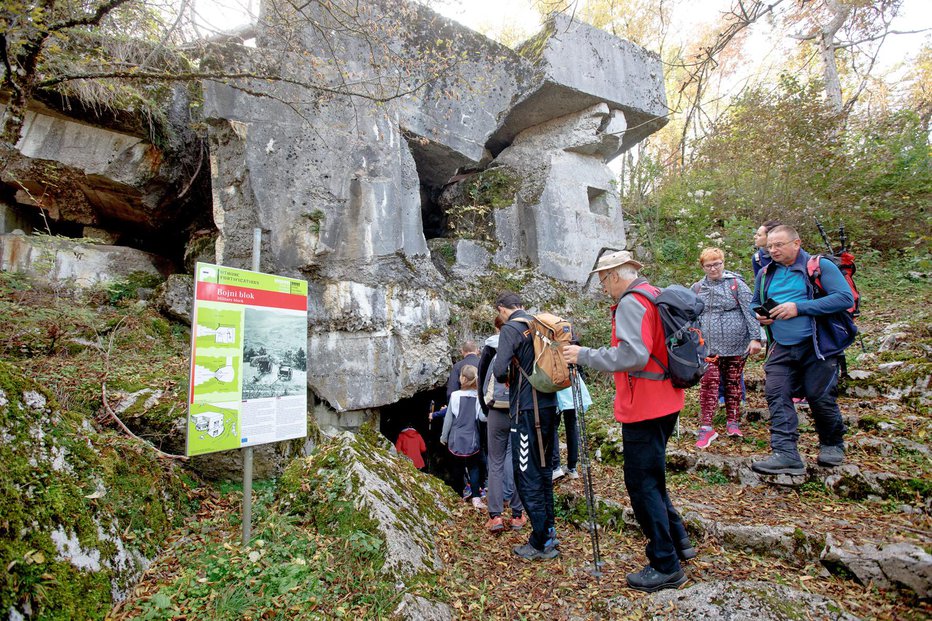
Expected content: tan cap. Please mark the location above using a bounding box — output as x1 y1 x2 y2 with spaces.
589 250 643 274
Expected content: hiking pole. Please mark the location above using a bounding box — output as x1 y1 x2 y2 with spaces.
569 364 603 578
839 223 848 254
427 400 435 474
815 220 835 255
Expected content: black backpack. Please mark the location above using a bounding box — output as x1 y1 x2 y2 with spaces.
621 285 708 388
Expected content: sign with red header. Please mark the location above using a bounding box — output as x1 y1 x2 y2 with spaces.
186 263 309 457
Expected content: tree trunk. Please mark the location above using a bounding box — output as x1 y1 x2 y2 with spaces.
818 0 851 114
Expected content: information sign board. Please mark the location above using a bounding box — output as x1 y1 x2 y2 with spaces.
187 263 309 456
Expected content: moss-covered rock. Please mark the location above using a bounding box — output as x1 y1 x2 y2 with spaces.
0 362 195 620
277 429 457 577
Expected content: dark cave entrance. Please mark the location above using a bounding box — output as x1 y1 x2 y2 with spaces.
379 385 459 489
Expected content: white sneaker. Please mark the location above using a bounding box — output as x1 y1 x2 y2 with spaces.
551 466 565 481
565 468 580 480
471 497 486 510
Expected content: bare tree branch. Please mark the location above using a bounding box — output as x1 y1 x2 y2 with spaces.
0 33 17 93
836 28 931 49
49 0 134 33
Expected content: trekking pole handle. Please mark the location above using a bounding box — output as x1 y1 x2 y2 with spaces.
815 220 834 255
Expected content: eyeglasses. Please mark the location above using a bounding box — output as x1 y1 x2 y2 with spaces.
702 262 723 270
599 272 612 285
766 240 796 250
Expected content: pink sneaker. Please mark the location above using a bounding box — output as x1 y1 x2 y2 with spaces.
727 422 743 437
695 427 718 449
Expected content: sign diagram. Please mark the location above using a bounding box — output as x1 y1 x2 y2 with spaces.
187 263 309 457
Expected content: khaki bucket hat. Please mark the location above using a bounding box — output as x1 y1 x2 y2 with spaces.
588 250 644 274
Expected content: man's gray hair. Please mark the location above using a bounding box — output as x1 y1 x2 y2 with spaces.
614 264 640 280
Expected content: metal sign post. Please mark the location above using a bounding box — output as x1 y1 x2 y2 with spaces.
186 226 307 545
242 227 261 544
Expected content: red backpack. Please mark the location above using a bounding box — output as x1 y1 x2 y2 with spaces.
807 251 860 318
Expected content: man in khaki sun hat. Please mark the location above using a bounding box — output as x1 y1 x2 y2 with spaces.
562 249 694 593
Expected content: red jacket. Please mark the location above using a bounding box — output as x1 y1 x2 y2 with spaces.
395 428 426 469
578 279 684 423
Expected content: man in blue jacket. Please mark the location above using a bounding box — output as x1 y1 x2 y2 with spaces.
752 225 855 475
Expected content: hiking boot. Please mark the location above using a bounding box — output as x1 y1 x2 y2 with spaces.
485 516 504 534
625 564 686 593
676 537 697 561
566 468 580 480
462 483 472 500
513 543 559 561
751 453 806 476
551 466 565 481
726 422 743 437
471 497 486 510
545 526 560 549
510 514 527 530
817 445 844 467
695 427 718 449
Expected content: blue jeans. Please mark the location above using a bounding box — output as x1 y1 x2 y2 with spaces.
764 341 845 461
623 411 686 574
551 409 579 471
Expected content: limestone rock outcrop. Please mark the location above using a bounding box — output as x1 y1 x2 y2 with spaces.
0 91 205 237
0 231 170 287
202 0 667 412
628 581 859 620
278 431 455 576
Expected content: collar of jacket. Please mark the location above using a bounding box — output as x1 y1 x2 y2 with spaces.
763 248 811 276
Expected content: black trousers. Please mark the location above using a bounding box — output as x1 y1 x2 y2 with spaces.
512 406 557 550
764 341 845 461
622 411 686 574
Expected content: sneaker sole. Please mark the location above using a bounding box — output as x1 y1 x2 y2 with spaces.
751 465 806 476
627 573 687 593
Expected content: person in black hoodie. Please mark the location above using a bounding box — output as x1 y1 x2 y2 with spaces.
492 292 559 560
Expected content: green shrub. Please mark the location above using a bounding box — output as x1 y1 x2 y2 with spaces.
105 271 164 305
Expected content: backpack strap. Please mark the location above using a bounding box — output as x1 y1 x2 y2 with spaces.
618 287 668 381
807 255 824 295
511 316 532 328
517 368 548 468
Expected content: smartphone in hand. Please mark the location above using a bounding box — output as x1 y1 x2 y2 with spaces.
753 297 779 317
